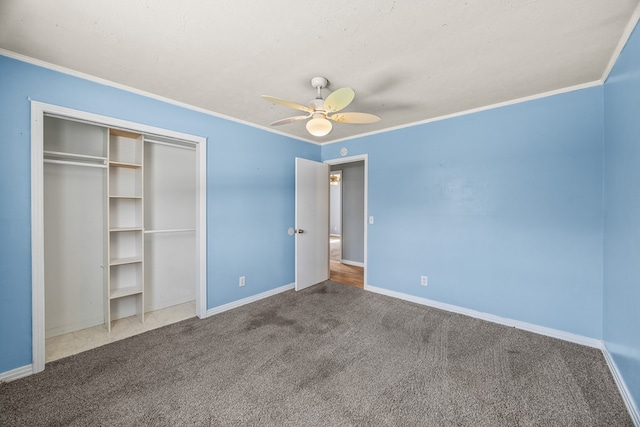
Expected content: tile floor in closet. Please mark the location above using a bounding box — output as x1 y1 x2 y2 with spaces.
45 301 196 363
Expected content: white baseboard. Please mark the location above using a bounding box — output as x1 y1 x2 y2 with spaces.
364 284 602 348
602 344 640 426
206 283 294 317
341 259 364 268
0 364 33 383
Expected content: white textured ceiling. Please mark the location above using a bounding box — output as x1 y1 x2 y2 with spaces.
1 1 639 143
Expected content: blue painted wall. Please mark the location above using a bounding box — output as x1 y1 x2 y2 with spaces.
0 55 319 373
603 24 640 413
323 87 605 339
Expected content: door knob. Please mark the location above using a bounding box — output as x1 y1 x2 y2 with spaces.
288 227 304 235
296 229 304 234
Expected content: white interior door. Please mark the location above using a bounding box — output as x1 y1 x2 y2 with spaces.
295 157 329 291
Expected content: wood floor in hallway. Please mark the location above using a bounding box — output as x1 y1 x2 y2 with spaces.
330 260 364 288
329 236 364 288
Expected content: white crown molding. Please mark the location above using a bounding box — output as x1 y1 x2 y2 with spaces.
324 80 603 146
602 344 640 426
364 284 603 348
0 48 317 145
205 283 294 317
602 2 640 83
0 364 33 383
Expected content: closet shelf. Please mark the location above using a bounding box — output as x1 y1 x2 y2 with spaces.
110 286 143 299
109 256 143 266
144 228 196 234
109 161 142 169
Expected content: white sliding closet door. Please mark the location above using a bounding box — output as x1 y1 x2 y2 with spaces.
143 140 196 311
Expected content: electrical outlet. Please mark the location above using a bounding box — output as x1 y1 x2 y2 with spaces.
239 276 246 287
421 276 428 286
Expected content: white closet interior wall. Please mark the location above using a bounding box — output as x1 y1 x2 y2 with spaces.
143 140 196 313
44 118 107 338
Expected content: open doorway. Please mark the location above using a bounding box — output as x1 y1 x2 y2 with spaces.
327 160 365 288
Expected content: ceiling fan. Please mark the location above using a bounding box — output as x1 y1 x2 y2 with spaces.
261 76 380 137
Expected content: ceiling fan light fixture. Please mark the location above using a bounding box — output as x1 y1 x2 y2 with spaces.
306 117 332 137
262 75 379 137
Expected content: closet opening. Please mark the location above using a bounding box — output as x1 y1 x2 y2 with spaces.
31 102 207 373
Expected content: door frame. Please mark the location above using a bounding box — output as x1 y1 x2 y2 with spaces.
324 154 368 287
30 101 208 373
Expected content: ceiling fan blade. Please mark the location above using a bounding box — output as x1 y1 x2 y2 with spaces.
324 88 355 113
261 95 313 113
269 115 310 126
328 112 381 124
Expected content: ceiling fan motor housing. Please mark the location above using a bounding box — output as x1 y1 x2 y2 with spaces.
311 76 328 89
310 99 326 113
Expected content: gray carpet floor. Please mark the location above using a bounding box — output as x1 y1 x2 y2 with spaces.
0 282 633 426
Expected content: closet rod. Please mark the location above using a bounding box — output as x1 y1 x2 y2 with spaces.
43 151 107 162
144 228 196 234
44 159 107 169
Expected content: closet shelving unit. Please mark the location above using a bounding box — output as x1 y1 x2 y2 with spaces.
107 129 144 331
42 116 199 343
